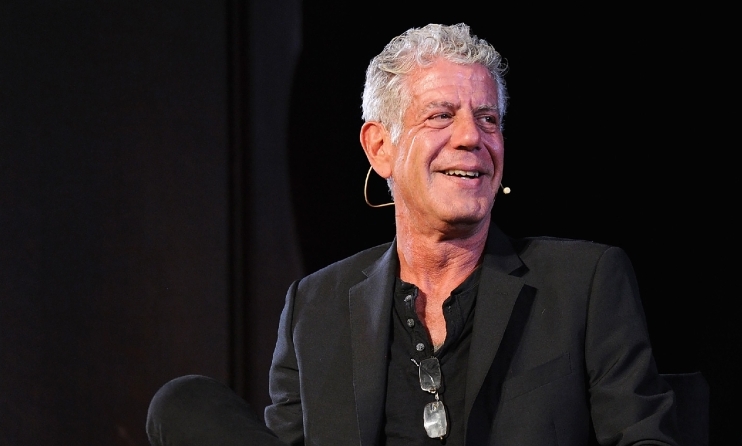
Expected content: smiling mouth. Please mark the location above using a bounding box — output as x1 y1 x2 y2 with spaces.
444 169 480 178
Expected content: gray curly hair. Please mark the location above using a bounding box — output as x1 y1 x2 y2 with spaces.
361 23 509 144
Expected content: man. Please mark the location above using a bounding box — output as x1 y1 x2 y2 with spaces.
147 23 680 445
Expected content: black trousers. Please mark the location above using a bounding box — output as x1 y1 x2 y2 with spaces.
146 375 287 446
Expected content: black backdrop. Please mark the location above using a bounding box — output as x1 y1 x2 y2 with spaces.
1 1 737 445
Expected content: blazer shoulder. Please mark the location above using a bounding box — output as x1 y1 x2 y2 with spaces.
515 235 614 251
297 241 393 288
512 235 628 265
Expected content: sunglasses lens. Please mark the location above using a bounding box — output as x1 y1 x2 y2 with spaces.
423 400 448 438
419 357 441 392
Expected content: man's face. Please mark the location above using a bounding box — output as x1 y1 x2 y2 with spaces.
389 58 504 234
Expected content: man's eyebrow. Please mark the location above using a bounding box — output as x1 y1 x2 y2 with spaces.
419 102 499 117
473 104 499 114
424 101 456 111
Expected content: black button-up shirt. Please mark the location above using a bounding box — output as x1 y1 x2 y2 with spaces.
383 267 481 445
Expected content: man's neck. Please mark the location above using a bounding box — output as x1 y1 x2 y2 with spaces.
395 218 489 303
395 216 489 348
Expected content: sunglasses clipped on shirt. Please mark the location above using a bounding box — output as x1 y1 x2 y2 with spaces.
412 357 448 439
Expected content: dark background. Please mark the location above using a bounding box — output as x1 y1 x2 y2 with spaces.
1 1 737 445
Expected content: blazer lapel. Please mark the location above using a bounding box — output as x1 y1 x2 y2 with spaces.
349 241 398 446
464 225 526 425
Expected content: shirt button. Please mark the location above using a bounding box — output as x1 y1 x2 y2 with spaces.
407 318 415 327
416 343 425 351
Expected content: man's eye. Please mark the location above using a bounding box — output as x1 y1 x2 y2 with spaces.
477 115 500 131
430 113 452 120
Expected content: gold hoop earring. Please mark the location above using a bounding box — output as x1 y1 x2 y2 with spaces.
364 166 394 208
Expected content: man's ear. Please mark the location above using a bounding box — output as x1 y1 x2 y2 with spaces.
360 121 393 179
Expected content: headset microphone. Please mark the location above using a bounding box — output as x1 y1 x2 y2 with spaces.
500 184 511 194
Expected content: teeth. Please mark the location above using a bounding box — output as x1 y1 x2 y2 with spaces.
444 170 480 178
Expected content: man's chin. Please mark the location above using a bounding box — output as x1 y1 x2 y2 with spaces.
440 212 491 233
441 203 492 224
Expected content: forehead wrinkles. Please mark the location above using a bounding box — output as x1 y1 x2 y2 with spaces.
412 75 497 111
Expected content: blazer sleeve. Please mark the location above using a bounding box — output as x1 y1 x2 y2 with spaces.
264 280 305 445
584 246 681 445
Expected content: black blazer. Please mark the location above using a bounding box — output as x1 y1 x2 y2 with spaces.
265 224 680 445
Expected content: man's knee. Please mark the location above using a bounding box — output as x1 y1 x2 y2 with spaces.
148 375 225 427
146 374 283 446
147 375 226 445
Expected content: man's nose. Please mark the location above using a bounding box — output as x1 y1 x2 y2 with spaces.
451 115 481 150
